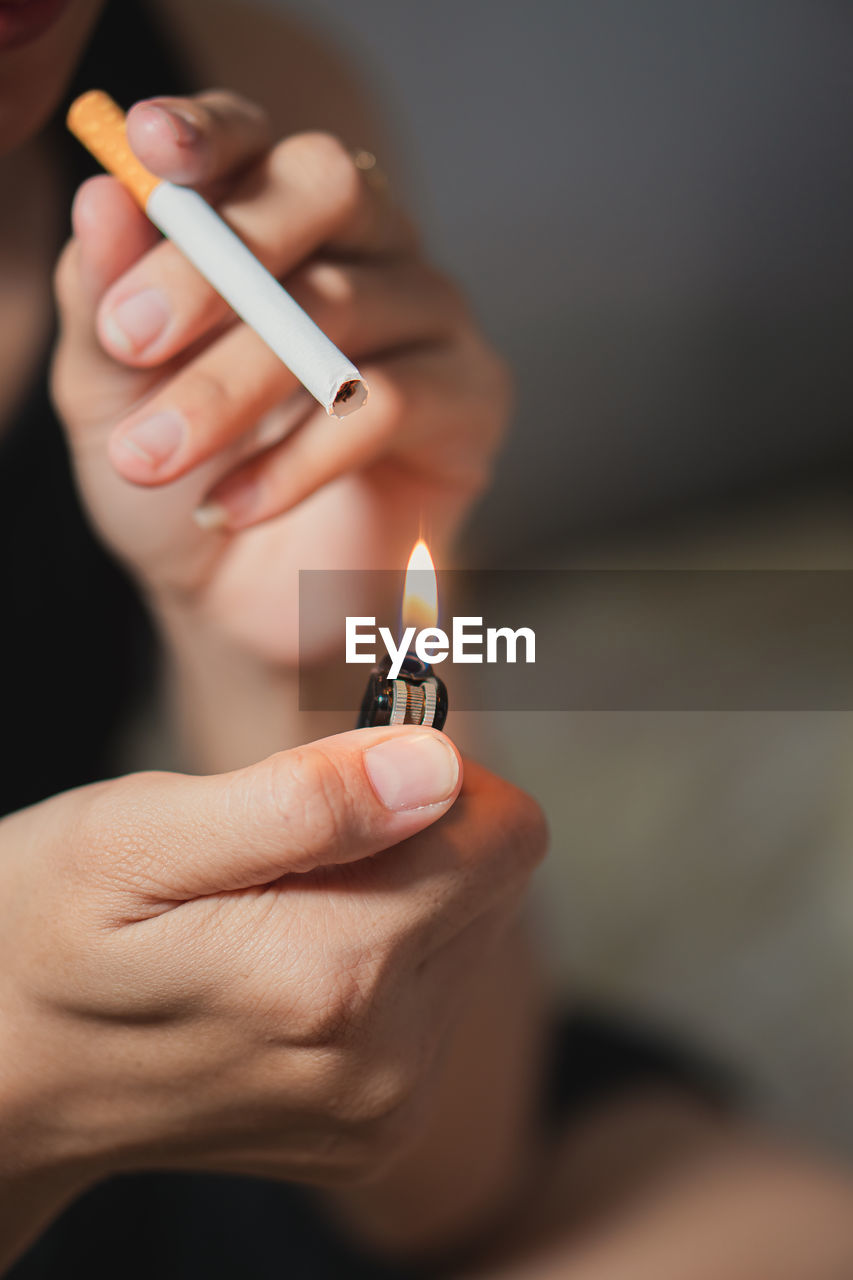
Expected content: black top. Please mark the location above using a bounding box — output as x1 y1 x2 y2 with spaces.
4 5 727 1275
0 0 181 815
9 1009 726 1280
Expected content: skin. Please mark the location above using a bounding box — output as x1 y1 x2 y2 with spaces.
53 92 506 679
50 84 508 768
467 1105 853 1279
1 2 853 1276
0 1 541 1269
0 729 547 1268
0 0 103 152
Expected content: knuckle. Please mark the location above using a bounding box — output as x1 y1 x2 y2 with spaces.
289 262 356 346
347 1066 419 1138
266 746 358 870
278 131 362 225
168 367 232 430
286 955 379 1051
194 87 247 114
198 89 270 130
309 1084 422 1186
323 1048 422 1137
310 988 437 1137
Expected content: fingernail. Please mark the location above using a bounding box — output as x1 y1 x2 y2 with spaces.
365 733 459 811
102 288 171 353
192 502 229 531
195 476 261 530
137 101 199 147
117 409 185 467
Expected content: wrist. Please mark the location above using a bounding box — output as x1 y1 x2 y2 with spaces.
0 999 103 1270
0 1164 96 1273
324 926 548 1262
0 985 98 1178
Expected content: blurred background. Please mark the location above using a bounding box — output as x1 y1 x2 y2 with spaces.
271 0 853 1151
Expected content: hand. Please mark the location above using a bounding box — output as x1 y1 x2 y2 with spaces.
0 728 545 1195
52 92 510 665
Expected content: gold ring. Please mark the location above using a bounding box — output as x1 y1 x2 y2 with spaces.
351 148 390 196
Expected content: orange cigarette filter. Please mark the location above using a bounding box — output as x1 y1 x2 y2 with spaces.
67 90 160 208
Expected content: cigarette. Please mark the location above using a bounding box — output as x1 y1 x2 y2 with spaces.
66 90 368 418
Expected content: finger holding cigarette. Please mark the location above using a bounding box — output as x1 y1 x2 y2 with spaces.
54 82 499 591
68 90 370 419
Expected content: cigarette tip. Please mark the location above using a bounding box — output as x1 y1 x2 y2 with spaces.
331 378 369 419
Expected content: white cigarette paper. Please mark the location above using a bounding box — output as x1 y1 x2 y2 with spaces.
67 91 368 418
145 184 366 416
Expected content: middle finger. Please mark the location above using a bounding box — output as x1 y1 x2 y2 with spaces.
97 132 415 369
107 259 459 484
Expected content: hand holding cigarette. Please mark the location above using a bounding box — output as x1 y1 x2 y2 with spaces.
52 90 510 667
68 91 368 419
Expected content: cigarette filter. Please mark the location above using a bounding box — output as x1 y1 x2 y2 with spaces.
67 90 368 418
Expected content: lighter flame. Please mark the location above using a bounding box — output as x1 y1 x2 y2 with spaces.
402 539 438 632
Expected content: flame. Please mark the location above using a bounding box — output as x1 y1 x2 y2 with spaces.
402 539 438 631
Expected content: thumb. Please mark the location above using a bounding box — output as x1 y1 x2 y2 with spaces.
111 726 462 902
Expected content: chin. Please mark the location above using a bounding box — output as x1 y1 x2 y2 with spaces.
0 0 105 155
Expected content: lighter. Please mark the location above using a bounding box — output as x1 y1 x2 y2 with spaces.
357 653 448 730
356 541 448 731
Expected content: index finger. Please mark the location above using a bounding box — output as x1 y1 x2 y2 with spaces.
126 91 272 190
96 129 416 369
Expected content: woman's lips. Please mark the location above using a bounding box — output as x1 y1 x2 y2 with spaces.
0 0 72 51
